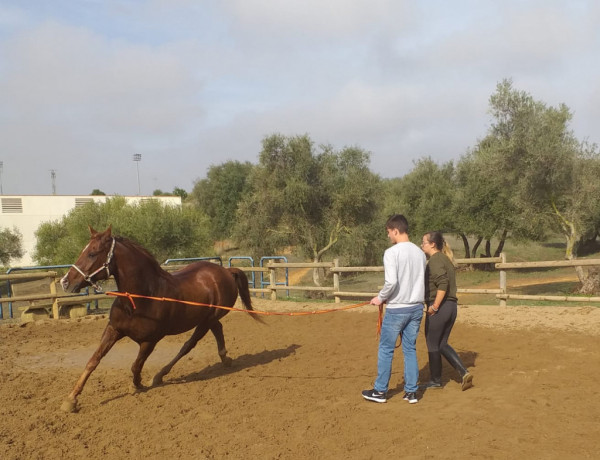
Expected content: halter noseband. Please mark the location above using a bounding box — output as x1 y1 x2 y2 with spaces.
71 237 116 292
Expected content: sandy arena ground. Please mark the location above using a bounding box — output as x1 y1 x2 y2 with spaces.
1 298 599 459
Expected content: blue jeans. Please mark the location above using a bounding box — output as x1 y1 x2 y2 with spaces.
374 305 423 394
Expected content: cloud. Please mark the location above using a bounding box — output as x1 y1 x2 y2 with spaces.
223 0 411 38
0 3 29 30
0 19 207 194
0 0 598 195
2 21 202 133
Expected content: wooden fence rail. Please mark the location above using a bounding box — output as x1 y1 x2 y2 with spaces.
496 259 600 269
257 255 599 306
2 254 600 321
263 258 509 304
0 272 111 321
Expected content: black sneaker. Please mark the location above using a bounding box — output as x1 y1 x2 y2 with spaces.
362 389 387 403
403 392 418 404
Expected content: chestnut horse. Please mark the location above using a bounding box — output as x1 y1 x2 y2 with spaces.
59 226 261 412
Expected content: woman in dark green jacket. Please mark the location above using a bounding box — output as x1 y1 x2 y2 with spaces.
421 231 473 391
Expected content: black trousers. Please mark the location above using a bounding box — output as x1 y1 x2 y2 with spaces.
425 299 457 353
425 300 468 378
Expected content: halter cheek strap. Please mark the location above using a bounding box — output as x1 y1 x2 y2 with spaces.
71 238 116 292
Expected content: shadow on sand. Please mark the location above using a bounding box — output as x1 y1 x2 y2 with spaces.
386 349 478 400
100 344 302 405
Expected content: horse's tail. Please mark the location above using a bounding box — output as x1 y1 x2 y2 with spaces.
228 267 264 323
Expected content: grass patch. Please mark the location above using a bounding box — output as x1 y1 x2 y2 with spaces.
444 234 570 262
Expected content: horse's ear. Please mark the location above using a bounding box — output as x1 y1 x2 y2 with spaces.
106 225 112 237
89 225 97 236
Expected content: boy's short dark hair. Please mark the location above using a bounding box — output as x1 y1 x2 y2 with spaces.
385 214 409 234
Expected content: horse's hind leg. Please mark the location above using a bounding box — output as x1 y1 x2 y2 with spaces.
61 323 123 413
211 320 232 367
130 341 157 391
152 324 211 386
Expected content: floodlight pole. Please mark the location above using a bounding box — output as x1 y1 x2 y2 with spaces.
133 154 142 195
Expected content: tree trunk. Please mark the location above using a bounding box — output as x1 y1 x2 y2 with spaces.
479 239 494 271
312 256 323 287
552 201 588 288
493 229 508 257
459 233 471 259
579 268 600 295
310 220 345 287
565 231 587 289
471 236 483 258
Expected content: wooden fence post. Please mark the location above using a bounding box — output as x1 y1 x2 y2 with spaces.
50 277 59 320
269 265 277 301
333 259 340 303
499 253 507 307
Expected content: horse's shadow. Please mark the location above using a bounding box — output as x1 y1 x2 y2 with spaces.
169 344 302 385
387 349 478 400
100 344 301 405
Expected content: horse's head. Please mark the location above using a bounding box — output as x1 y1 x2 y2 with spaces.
60 225 116 293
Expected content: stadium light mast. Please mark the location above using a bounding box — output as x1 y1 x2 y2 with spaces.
50 169 57 195
133 154 142 195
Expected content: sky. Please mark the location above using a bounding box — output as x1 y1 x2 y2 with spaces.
0 0 599 196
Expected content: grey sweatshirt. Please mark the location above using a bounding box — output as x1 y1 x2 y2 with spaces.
377 241 426 309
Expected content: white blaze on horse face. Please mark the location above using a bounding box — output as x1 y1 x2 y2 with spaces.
60 242 92 291
60 272 71 291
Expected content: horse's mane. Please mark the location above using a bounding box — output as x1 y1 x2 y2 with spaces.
114 236 167 276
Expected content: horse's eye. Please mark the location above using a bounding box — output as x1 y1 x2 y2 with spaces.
88 252 98 258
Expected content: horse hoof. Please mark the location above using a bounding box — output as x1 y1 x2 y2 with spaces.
130 384 146 394
222 356 233 367
60 399 78 413
152 376 164 386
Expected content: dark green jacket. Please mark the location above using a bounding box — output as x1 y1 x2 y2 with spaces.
425 252 457 304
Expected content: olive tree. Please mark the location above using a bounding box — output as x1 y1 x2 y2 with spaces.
0 227 24 266
190 161 253 240
34 197 212 265
387 158 456 241
233 134 382 285
479 79 600 288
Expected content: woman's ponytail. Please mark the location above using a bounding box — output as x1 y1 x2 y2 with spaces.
442 240 457 267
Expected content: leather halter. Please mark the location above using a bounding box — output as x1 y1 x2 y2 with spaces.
71 237 116 292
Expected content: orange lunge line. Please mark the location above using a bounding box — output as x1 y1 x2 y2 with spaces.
106 291 370 317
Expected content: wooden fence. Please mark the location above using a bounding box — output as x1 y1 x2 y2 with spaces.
226 254 600 306
2 255 600 321
0 271 110 321
494 257 600 304
241 256 507 303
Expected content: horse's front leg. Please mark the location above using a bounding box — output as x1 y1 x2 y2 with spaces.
131 341 157 392
61 323 123 413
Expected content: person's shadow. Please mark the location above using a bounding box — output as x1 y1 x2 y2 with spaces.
388 350 478 399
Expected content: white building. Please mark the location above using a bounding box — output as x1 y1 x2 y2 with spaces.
0 195 182 267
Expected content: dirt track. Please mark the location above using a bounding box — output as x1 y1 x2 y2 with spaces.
1 299 599 459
